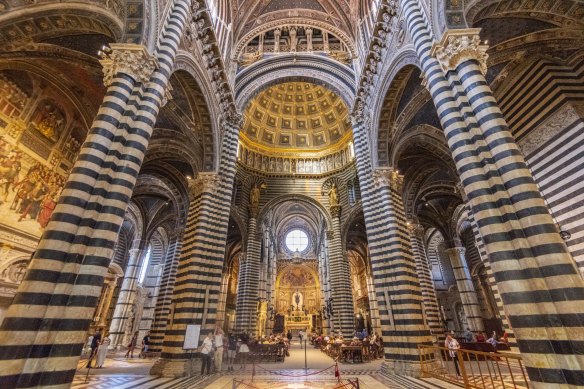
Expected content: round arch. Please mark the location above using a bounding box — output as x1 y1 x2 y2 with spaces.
257 194 333 233
235 54 356 111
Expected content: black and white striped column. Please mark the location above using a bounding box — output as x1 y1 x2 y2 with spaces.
463 203 516 349
149 232 183 354
235 217 261 335
351 114 432 375
108 241 148 349
444 246 484 332
402 0 584 381
0 1 191 384
151 115 241 377
409 223 444 340
328 208 355 338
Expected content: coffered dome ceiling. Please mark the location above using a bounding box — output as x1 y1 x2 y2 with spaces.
240 82 352 154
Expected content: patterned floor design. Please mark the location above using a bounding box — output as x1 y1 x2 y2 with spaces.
72 371 460 389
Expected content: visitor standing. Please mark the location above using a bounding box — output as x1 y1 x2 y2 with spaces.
86 329 101 367
238 337 250 370
287 330 292 343
299 329 304 349
125 331 139 358
227 333 237 372
200 332 214 375
214 326 225 372
445 334 461 377
139 332 150 358
95 333 110 368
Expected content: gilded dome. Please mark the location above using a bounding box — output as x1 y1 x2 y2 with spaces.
240 82 352 154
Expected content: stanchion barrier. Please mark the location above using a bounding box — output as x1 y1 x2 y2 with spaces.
253 363 337 377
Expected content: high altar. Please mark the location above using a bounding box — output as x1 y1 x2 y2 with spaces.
276 264 320 335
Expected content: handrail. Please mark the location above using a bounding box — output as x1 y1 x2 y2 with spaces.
418 344 529 389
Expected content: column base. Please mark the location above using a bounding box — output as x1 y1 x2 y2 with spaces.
380 360 423 378
150 357 204 377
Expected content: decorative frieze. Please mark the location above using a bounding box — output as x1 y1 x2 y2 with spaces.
430 28 489 75
99 43 159 86
352 0 399 113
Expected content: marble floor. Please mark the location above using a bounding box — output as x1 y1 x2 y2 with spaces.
73 342 459 389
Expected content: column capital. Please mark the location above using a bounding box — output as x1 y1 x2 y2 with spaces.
189 173 220 199
373 167 403 191
444 246 466 256
350 103 371 128
329 205 342 218
99 43 158 87
430 28 489 75
224 110 243 130
408 221 425 238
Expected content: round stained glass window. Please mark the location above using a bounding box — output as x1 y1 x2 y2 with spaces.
285 229 309 252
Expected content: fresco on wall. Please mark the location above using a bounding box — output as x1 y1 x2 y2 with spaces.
28 100 66 144
0 71 86 239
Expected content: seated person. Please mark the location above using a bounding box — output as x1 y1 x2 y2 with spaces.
463 328 474 343
486 335 498 350
476 332 486 342
350 337 360 346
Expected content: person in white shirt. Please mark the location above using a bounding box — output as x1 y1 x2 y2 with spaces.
214 326 225 372
200 333 214 375
445 334 461 377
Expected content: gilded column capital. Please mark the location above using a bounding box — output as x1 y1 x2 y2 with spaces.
189 172 220 199
373 167 403 191
408 222 425 238
99 43 159 87
430 28 489 75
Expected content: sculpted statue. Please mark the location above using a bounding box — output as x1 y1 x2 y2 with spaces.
328 183 339 206
250 182 267 208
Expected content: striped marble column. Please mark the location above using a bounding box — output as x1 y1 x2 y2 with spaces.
444 246 484 332
108 242 148 349
318 248 331 335
462 201 516 349
409 223 444 340
0 18 188 385
138 262 164 342
351 113 432 375
235 217 261 335
149 232 183 354
400 0 584 381
151 115 241 377
432 28 584 383
328 207 355 338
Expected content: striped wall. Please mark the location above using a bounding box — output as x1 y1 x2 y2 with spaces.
498 56 584 275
